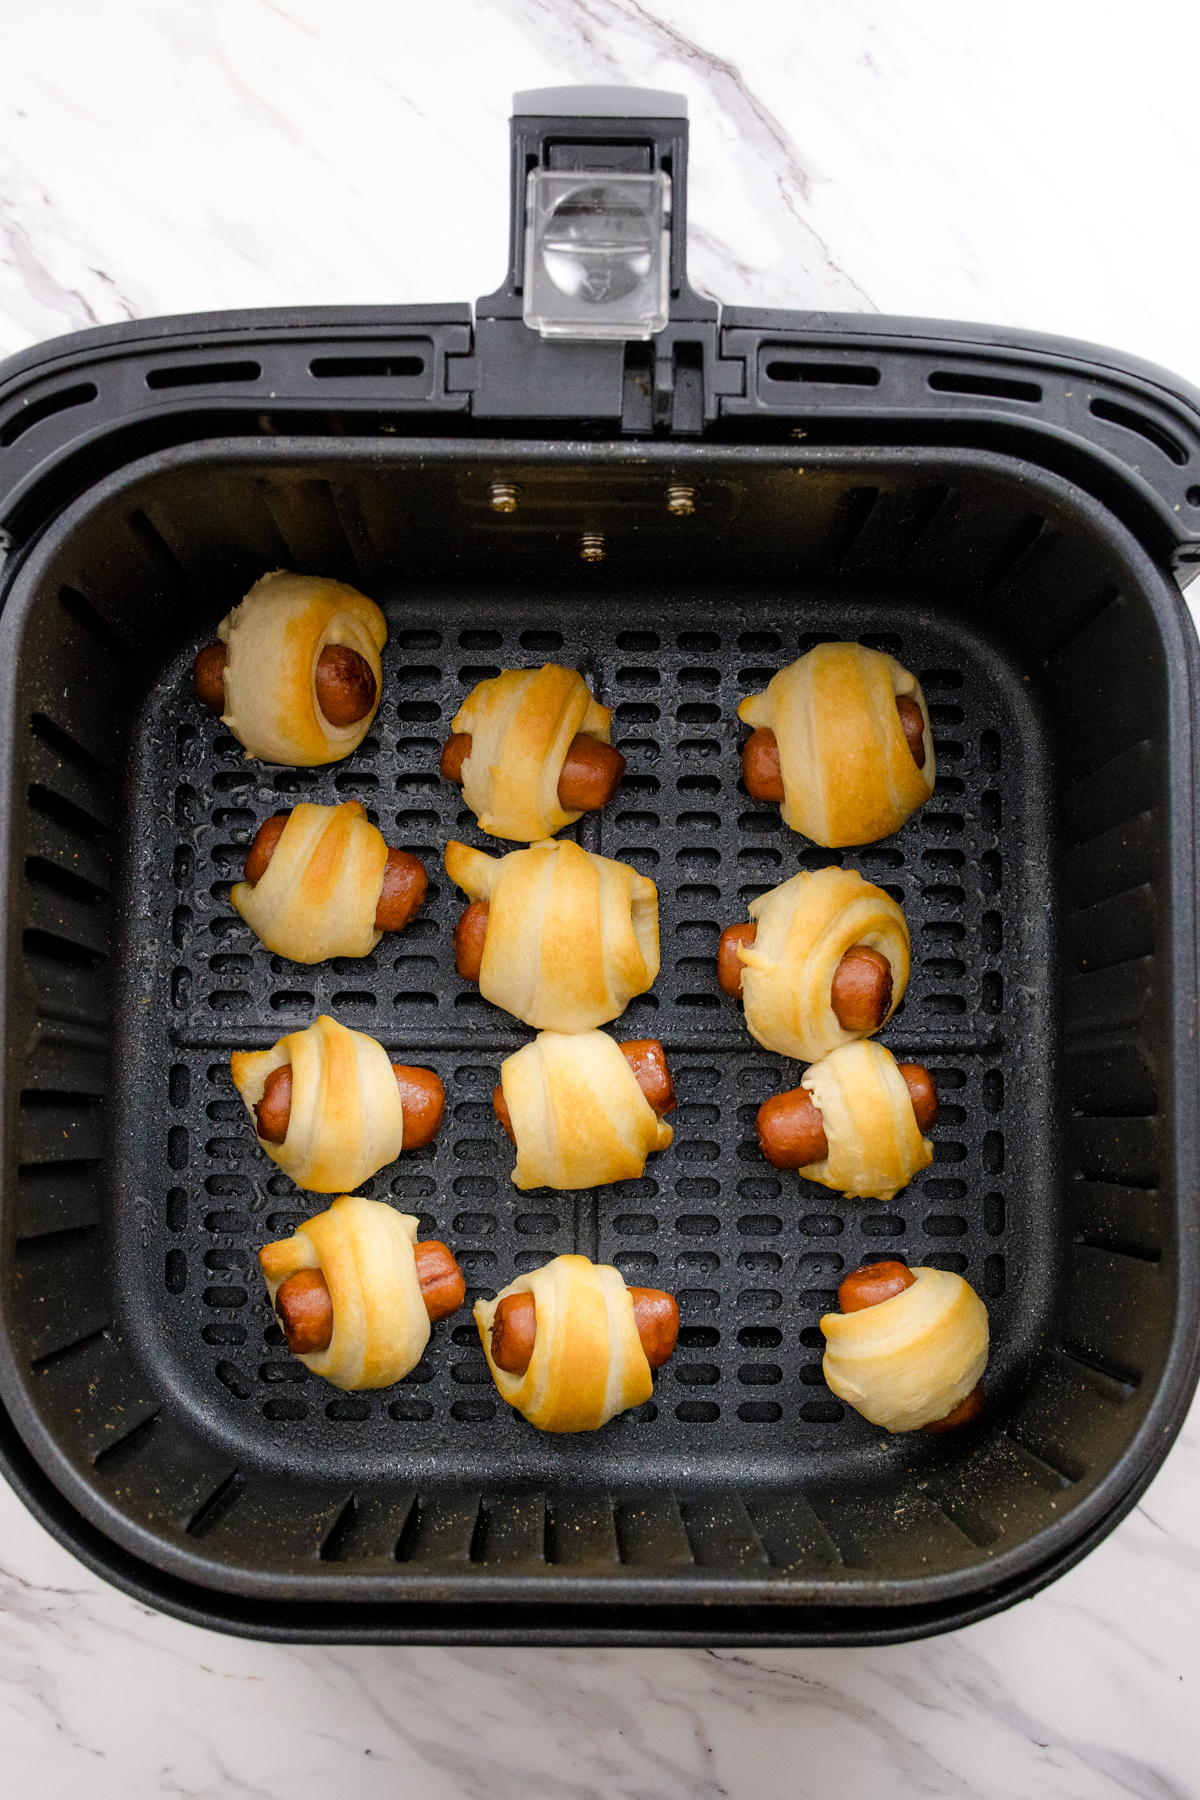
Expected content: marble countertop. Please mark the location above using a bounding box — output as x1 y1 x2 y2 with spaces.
3 3 1199 1795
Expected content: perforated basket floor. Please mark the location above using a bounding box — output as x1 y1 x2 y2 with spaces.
117 590 1052 1531
3 437 1191 1620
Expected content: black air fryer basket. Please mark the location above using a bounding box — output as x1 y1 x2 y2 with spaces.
1 88 1198 1645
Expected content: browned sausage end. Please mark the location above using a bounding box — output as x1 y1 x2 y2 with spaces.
718 921 757 997
314 644 377 728
453 900 489 981
440 733 472 783
193 641 228 711
896 695 927 769
741 727 785 802
619 1039 676 1117
392 1065 446 1149
557 734 626 812
756 1087 829 1170
838 1260 916 1313
374 849 427 932
829 945 893 1033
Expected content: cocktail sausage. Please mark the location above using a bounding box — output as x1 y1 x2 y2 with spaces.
193 641 377 726
242 812 426 932
440 729 626 812
274 1238 465 1354
489 1284 679 1375
254 1061 445 1148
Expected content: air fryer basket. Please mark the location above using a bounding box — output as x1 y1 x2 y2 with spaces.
0 430 1196 1644
1 84 1199 1642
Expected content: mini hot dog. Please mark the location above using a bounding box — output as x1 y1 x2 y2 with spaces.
719 921 894 1032
253 1060 445 1149
489 1283 679 1374
756 1061 938 1170
493 1037 676 1143
243 810 427 935
741 693 927 801
441 729 625 813
825 1260 986 1433
273 1237 465 1355
194 639 378 729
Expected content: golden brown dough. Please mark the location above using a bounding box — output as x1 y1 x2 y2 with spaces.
231 1015 405 1193
790 1039 934 1201
820 1267 988 1432
736 866 910 1062
258 1196 429 1391
444 837 659 1031
230 801 393 963
451 664 613 841
738 642 935 845
497 1029 674 1191
216 571 386 765
473 1255 654 1431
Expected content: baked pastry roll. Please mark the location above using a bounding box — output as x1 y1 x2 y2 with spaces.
474 1255 655 1432
230 801 393 963
450 664 614 841
259 1196 429 1390
821 1266 988 1432
738 642 935 845
498 1030 674 1191
231 1014 404 1192
733 866 909 1062
444 836 659 1031
201 570 386 765
781 1039 933 1201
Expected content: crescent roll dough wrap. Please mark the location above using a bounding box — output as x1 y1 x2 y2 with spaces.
738 642 935 845
259 1196 428 1390
230 801 388 962
219 570 386 765
820 1267 989 1432
444 837 659 1031
452 664 612 841
474 1255 653 1431
740 866 909 1062
500 1030 673 1191
798 1040 933 1201
230 1014 403 1192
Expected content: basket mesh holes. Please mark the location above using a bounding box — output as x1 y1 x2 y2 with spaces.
144 627 1012 1451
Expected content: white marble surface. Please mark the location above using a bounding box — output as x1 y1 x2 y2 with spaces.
3 2 1200 1795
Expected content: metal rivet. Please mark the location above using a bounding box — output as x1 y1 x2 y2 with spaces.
489 482 519 513
666 484 696 516
579 532 606 563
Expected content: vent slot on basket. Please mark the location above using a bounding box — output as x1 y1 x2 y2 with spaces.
145 361 261 390
0 382 97 447
928 370 1042 403
764 360 880 387
1088 398 1188 466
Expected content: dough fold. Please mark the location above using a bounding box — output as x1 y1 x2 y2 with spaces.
219 570 386 765
259 1195 429 1390
738 642 934 845
452 664 611 841
474 1254 653 1431
821 1267 988 1431
230 801 388 963
499 1030 673 1191
796 1040 933 1201
740 866 909 1062
445 837 659 1031
231 1014 404 1192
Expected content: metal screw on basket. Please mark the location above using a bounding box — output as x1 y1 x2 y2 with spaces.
665 484 697 516
579 532 606 563
489 482 519 513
